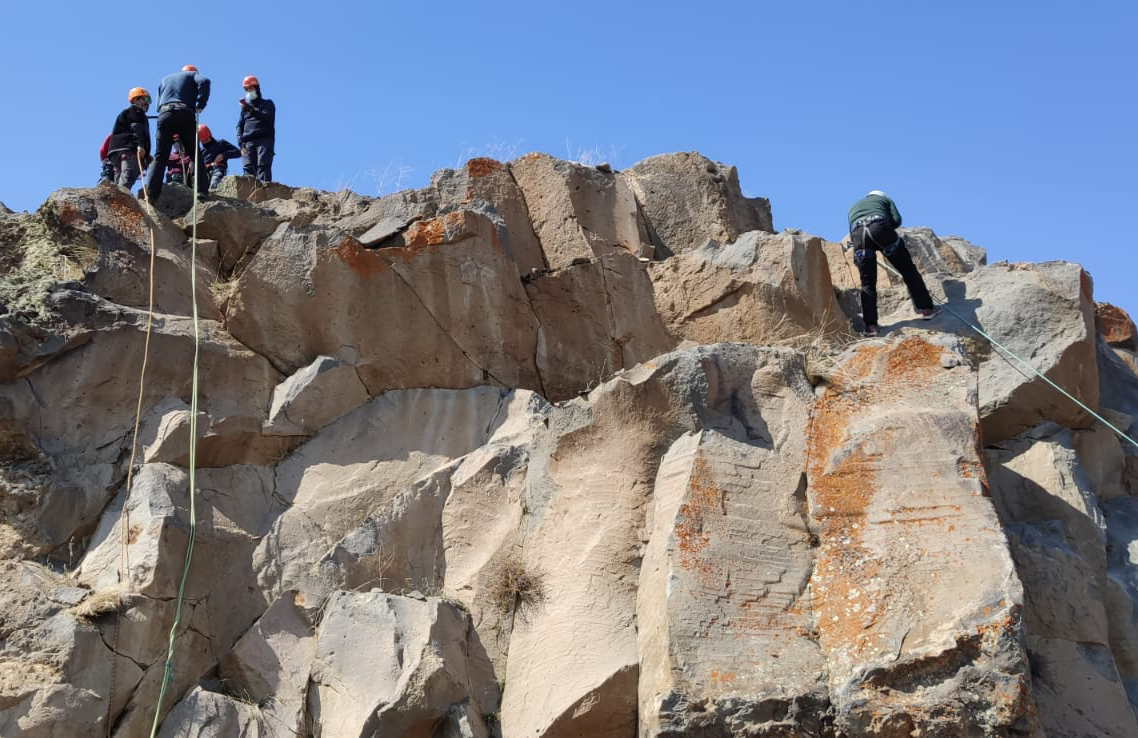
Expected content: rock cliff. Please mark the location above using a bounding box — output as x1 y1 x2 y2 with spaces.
2 151 1137 737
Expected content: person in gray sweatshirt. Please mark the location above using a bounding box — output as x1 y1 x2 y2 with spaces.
143 65 210 201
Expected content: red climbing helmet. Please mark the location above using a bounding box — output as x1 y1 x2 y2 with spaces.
182 65 198 72
128 87 150 103
197 124 212 143
242 75 259 88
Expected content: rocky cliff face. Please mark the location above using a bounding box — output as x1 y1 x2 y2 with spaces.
2 151 1137 737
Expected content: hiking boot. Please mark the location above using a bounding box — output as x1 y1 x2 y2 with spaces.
920 307 941 320
864 324 879 337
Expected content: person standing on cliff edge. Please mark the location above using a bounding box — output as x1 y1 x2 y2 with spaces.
847 190 940 337
237 75 275 184
106 87 152 190
144 65 210 202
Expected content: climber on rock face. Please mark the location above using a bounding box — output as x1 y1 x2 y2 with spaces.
237 75 275 185
847 190 940 337
144 65 211 202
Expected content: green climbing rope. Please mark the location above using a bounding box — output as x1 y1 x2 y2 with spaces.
874 254 1138 452
149 116 203 738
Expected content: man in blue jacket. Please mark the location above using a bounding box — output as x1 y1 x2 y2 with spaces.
847 190 939 336
196 124 242 194
237 75 275 184
144 65 210 202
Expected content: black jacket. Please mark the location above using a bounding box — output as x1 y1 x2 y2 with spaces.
107 105 150 155
237 97 275 145
200 137 242 169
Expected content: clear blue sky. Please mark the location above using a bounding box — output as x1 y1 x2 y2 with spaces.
2 1 1135 319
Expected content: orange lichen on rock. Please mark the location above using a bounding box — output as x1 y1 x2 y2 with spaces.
674 456 723 581
55 201 84 226
465 157 503 178
106 191 146 237
883 336 945 381
1095 302 1138 349
334 236 386 277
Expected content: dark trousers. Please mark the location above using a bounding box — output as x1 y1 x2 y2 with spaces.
242 139 273 183
145 106 197 201
852 220 934 327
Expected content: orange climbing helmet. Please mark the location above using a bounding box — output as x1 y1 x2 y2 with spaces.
242 75 259 88
128 86 150 103
197 124 212 143
182 64 198 72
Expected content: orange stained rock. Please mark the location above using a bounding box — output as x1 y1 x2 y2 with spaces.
334 236 387 278
106 190 146 237
465 157 503 178
55 201 84 226
708 670 737 687
1096 302 1138 347
403 211 467 248
674 456 722 583
883 336 946 381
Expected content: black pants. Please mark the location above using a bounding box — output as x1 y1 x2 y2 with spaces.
145 106 197 201
242 139 273 183
852 220 934 327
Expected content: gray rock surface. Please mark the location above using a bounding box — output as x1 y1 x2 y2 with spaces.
263 355 371 436
621 151 773 254
808 332 1037 735
2 152 1136 737
649 229 845 347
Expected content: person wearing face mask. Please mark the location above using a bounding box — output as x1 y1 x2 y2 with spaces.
237 75 276 184
106 87 152 190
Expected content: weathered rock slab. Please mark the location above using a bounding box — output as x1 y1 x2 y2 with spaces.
620 151 773 255
808 333 1037 735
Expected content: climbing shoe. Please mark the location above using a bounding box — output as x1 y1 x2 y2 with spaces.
920 307 941 320
864 324 879 337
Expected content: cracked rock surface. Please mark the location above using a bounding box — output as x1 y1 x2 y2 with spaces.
2 152 1138 736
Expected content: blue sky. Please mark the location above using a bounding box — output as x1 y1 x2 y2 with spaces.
2 1 1135 319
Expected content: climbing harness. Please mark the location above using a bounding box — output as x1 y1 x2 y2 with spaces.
872 254 1138 453
146 117 204 738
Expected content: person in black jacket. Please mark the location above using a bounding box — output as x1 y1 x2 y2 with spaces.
196 124 242 194
107 87 152 190
847 190 939 336
237 75 275 184
145 65 210 202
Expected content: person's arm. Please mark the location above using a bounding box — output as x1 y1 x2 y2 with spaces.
129 111 148 152
195 73 211 111
219 139 242 160
889 199 902 228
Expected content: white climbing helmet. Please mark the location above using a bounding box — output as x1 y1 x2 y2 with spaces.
867 190 887 197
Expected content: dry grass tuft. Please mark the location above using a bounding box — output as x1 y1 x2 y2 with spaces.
488 555 547 624
787 319 861 387
67 587 126 621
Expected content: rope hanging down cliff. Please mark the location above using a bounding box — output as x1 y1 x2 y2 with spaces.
103 150 162 738
872 253 1138 453
147 116 204 738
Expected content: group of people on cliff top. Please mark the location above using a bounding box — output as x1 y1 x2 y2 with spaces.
99 65 276 201
97 69 936 337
